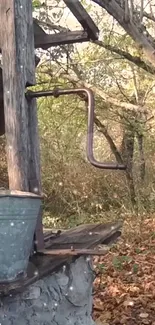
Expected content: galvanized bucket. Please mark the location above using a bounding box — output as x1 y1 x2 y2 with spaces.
0 190 42 282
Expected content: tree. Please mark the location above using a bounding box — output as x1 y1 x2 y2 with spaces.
33 1 155 216
92 0 155 69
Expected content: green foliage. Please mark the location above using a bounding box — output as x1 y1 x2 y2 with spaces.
32 0 42 9
135 248 141 254
133 263 139 274
112 256 132 270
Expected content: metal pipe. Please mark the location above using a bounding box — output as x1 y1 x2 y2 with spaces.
26 88 126 170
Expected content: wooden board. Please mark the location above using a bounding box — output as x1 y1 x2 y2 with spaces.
44 221 122 249
0 67 4 136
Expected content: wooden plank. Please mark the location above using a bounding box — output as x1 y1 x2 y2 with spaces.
63 0 99 40
34 30 90 48
38 248 109 256
44 222 122 253
33 207 45 251
27 94 44 250
33 19 47 40
45 221 122 246
0 0 34 190
0 67 4 136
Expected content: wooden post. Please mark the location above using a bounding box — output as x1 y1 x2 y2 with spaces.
0 0 44 249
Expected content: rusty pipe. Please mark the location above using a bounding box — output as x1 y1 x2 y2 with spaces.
26 88 126 170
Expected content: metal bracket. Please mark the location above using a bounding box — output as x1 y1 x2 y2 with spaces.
26 88 126 170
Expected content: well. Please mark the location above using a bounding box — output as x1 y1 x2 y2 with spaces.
0 257 95 325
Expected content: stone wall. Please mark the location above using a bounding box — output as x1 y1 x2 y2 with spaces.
0 256 96 325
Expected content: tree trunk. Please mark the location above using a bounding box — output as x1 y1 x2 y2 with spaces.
137 134 145 181
121 128 137 206
94 116 124 164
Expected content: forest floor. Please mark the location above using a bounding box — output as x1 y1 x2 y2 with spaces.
93 217 155 325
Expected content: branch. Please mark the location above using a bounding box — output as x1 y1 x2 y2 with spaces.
129 0 134 20
64 73 148 113
93 40 155 74
92 0 155 68
34 18 68 32
140 11 155 23
140 0 144 22
94 115 124 164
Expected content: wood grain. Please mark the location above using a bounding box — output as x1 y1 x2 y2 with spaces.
0 0 44 247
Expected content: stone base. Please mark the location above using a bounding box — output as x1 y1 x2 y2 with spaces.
0 256 96 325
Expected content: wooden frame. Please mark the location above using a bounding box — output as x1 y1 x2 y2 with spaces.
0 0 100 256
63 0 99 40
0 0 44 250
34 29 90 48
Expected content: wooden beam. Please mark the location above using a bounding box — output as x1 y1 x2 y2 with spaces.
0 0 32 189
34 30 90 49
0 67 4 136
63 0 99 40
37 247 109 256
0 0 44 249
0 22 94 53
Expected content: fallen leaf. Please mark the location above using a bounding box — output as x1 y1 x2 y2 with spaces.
123 299 134 307
93 219 155 325
149 302 155 309
96 320 109 325
139 313 149 318
97 311 112 321
141 319 150 325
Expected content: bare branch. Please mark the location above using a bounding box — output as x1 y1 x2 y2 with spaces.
125 0 130 22
34 18 69 32
143 81 155 103
63 72 148 113
93 40 155 75
130 66 139 103
140 0 144 22
129 0 134 20
94 115 124 163
114 79 130 102
92 0 155 68
142 10 155 22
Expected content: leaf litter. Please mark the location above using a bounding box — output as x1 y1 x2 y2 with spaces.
93 218 155 325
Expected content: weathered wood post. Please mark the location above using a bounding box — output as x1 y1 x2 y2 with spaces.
0 0 44 249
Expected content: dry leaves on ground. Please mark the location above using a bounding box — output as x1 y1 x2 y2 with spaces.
93 218 155 325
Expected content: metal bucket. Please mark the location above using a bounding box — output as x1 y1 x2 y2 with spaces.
0 190 42 282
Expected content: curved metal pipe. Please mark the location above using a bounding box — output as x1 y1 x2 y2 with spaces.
26 88 126 170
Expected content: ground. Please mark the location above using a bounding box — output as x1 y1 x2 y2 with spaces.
93 217 155 325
